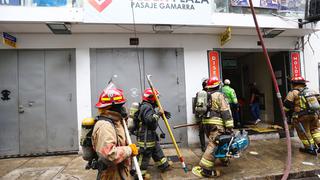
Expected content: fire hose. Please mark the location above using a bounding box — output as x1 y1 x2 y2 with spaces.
248 0 292 179
122 119 143 180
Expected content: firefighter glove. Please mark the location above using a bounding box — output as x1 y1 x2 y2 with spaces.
164 111 171 119
129 144 138 156
160 133 166 139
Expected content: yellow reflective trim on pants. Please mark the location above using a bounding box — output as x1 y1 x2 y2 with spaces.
312 133 320 139
225 120 234 127
200 157 214 168
138 141 156 148
202 118 223 126
301 139 315 145
156 157 167 166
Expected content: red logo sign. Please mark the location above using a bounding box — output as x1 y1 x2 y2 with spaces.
88 0 112 12
208 50 221 80
290 52 301 78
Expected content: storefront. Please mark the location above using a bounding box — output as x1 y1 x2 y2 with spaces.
1 0 319 156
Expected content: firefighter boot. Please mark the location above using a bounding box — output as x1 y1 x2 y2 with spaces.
201 168 220 178
160 160 173 172
299 147 317 155
192 166 220 178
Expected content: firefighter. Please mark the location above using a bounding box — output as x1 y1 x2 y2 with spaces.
284 76 320 155
194 78 208 152
222 79 240 128
192 76 234 178
92 84 139 179
199 78 208 152
136 88 172 179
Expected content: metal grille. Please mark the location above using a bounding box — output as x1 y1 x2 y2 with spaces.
306 0 320 22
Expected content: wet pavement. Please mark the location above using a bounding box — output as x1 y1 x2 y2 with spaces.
1 137 320 180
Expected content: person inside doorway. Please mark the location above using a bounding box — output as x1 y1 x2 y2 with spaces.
249 82 263 124
222 79 241 128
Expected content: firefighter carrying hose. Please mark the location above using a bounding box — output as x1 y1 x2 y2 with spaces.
92 83 138 179
131 88 172 179
284 76 320 155
192 76 234 178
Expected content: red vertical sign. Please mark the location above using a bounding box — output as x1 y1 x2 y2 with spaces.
208 50 221 80
290 52 301 78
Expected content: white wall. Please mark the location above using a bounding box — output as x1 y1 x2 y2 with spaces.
75 49 92 132
304 32 320 92
0 33 297 145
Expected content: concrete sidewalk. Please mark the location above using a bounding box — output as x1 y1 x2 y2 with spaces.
1 138 320 180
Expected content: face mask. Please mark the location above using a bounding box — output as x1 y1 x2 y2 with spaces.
120 106 128 118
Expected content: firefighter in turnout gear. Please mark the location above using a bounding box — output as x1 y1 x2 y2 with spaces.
92 83 138 180
199 79 208 152
284 76 320 155
194 78 208 152
135 88 172 179
192 76 234 178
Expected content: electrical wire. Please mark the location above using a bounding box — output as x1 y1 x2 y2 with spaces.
130 0 144 95
271 13 301 23
248 0 292 179
115 24 154 33
115 24 186 34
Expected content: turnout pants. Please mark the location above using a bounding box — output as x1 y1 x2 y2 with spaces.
199 122 206 151
199 125 224 171
138 142 169 176
294 114 320 149
230 103 240 127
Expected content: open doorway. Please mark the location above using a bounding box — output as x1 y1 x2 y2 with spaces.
221 51 290 131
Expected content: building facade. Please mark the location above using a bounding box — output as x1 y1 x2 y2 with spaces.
0 0 319 156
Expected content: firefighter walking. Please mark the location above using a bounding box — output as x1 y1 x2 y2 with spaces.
92 83 138 179
284 76 320 155
192 76 234 178
134 88 172 179
194 78 208 152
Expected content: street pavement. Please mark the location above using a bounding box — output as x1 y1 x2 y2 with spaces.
1 137 320 180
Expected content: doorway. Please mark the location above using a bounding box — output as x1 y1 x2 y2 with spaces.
221 51 290 127
0 50 78 156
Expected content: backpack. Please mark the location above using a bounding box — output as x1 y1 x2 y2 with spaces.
298 87 320 112
80 116 117 170
195 90 210 116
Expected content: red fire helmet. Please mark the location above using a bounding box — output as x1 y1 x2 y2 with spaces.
142 88 159 102
95 83 126 108
206 76 220 89
291 76 309 84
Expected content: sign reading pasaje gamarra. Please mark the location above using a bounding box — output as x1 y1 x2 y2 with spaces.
131 0 209 10
84 0 212 25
